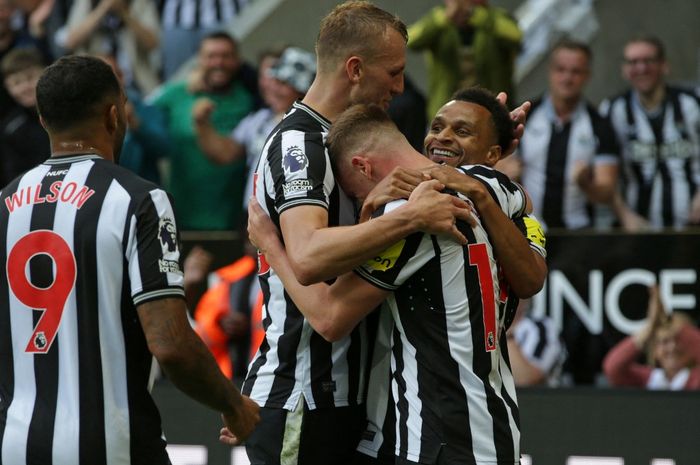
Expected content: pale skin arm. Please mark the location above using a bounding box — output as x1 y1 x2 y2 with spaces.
249 205 388 341
279 180 472 285
506 336 547 386
192 98 246 164
574 162 619 204
612 191 651 232
137 297 260 444
63 0 114 50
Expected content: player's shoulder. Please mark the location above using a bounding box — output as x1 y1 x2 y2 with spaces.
93 158 167 199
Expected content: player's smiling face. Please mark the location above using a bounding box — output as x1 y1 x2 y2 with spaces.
424 100 498 167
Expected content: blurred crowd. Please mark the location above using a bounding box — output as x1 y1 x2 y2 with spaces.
1 0 699 390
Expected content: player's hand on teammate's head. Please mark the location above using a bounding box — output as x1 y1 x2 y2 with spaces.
407 179 475 244
220 396 260 446
247 197 281 252
496 92 531 157
359 167 427 223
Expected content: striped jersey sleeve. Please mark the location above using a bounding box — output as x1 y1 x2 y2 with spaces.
126 188 185 305
267 128 332 214
354 201 435 291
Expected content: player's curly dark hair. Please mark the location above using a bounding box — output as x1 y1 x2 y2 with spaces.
450 87 514 154
36 55 121 132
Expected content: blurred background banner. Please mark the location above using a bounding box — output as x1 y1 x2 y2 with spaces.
529 230 700 384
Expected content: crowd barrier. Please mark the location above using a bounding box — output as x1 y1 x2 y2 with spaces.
153 380 700 465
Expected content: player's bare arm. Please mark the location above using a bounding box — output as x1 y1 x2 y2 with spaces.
425 164 546 298
137 297 260 442
249 202 388 341
359 166 427 223
278 179 471 285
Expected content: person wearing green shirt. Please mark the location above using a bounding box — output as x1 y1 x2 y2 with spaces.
408 0 522 118
152 31 254 230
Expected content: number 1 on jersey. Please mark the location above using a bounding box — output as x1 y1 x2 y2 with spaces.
468 243 497 352
7 230 76 353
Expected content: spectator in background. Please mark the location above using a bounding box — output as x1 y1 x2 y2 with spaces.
506 299 566 387
408 0 521 119
193 46 315 211
603 286 700 390
0 47 49 187
498 40 620 230
57 0 161 94
150 31 254 230
0 0 49 120
159 0 249 80
101 53 170 185
189 240 262 386
600 35 700 230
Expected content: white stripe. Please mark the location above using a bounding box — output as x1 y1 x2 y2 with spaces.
149 189 185 289
389 304 423 462
2 166 47 464
51 162 92 464
96 180 132 464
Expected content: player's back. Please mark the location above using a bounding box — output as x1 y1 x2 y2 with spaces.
0 154 180 465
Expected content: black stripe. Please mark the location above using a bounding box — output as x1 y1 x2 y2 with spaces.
73 166 111 465
26 168 66 465
0 175 19 452
231 0 240 14
391 326 409 460
658 162 674 226
541 121 571 228
309 330 334 406
193 0 201 28
214 0 223 21
345 321 363 405
174 0 182 26
532 321 548 359
498 334 520 429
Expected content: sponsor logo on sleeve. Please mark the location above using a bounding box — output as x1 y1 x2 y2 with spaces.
158 217 182 274
282 145 309 174
364 240 406 272
523 216 546 249
282 179 313 197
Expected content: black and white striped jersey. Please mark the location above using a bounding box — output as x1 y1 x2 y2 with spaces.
243 101 369 410
512 316 566 387
518 96 620 230
161 0 248 29
600 86 700 228
0 154 185 465
356 165 530 464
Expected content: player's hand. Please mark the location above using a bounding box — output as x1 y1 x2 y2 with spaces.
359 167 427 223
407 179 474 244
192 98 216 126
497 92 531 157
247 197 281 252
183 245 213 287
219 396 260 446
423 165 482 223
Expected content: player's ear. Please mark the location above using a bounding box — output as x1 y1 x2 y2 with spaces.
106 104 119 134
351 155 371 178
345 56 363 84
485 145 502 166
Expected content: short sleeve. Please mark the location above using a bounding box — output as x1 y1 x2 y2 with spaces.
127 189 185 306
353 200 433 290
268 129 332 214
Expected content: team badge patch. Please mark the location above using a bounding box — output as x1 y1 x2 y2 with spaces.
158 217 178 254
282 145 308 174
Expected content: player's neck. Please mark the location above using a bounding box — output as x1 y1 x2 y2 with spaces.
301 77 349 123
50 138 111 160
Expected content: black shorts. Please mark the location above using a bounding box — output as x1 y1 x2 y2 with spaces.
245 398 365 465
